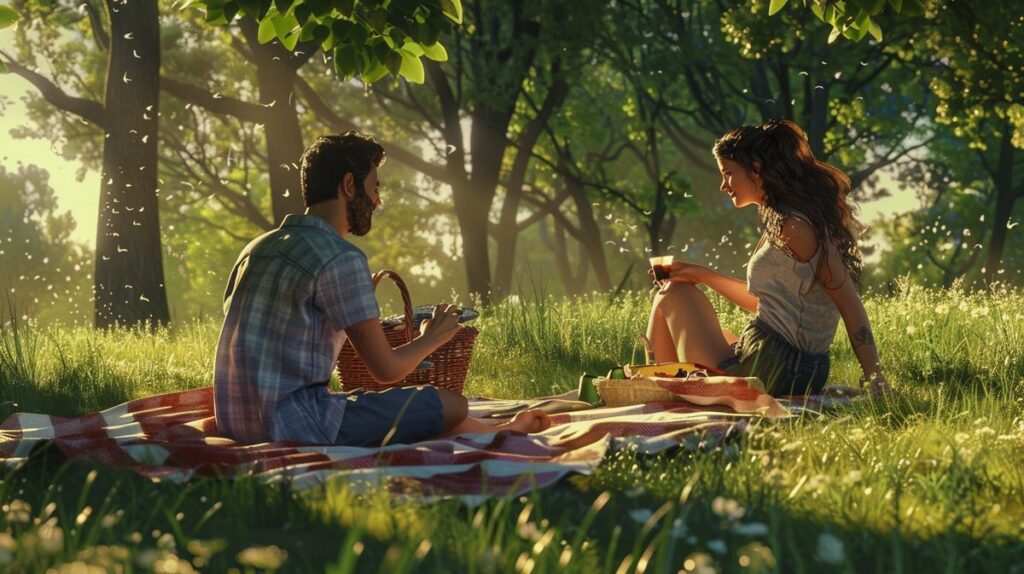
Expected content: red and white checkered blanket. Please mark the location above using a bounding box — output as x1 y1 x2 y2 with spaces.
0 379 808 501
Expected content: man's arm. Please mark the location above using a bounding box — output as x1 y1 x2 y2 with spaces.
345 305 460 385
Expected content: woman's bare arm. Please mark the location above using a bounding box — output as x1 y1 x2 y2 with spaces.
693 267 759 314
817 241 890 393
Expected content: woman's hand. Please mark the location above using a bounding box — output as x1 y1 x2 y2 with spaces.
666 261 707 284
861 372 893 397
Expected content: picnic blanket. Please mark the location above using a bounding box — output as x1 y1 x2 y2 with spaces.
0 380 831 502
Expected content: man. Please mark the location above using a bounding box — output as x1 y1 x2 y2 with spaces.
214 132 550 446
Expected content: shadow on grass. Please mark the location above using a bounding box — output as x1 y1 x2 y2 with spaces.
2 432 1023 573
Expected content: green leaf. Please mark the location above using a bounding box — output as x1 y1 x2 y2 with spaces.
312 23 330 44
373 41 391 66
867 19 883 42
361 60 390 83
828 25 842 44
366 8 387 32
350 22 370 46
853 9 869 29
333 44 359 78
331 19 354 42
0 4 20 29
401 41 424 57
768 0 789 17
273 0 294 15
421 41 448 62
293 3 312 25
398 48 425 83
298 18 320 41
439 0 462 23
237 0 261 19
385 49 403 77
223 0 239 23
0 60 8 74
332 0 354 16
307 0 331 17
888 0 903 12
258 13 277 43
272 12 301 50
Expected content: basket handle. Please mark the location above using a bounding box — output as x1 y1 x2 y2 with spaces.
372 269 415 342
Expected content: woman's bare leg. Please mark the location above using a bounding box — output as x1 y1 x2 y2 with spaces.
645 282 736 366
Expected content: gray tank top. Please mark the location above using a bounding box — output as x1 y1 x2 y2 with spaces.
746 211 840 355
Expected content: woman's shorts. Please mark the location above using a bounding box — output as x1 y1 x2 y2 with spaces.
335 385 444 447
717 318 830 396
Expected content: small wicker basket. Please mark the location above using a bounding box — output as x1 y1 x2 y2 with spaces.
595 376 765 408
594 378 679 407
335 270 478 394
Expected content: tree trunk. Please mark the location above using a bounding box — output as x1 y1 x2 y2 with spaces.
493 65 569 300
983 130 1017 282
803 72 829 158
538 217 575 295
94 0 169 329
567 175 612 291
240 20 307 223
460 110 510 304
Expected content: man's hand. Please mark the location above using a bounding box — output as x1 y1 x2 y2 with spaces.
418 303 460 346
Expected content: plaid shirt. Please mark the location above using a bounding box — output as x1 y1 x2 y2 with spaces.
213 215 379 444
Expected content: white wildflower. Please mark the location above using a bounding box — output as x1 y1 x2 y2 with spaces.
815 532 845 565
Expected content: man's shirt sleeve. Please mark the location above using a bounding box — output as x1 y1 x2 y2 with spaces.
315 250 380 332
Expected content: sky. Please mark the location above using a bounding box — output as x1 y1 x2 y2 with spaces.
1 27 920 255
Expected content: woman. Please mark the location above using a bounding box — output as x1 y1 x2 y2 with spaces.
646 119 891 396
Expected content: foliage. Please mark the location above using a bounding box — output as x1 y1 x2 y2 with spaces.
0 165 91 325
767 0 928 43
183 0 462 83
915 0 1024 150
1 287 1024 571
0 3 17 71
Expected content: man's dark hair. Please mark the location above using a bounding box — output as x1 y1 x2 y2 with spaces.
300 131 385 207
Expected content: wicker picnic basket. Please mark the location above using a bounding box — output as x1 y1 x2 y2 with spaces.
596 375 765 408
594 378 679 407
335 269 478 394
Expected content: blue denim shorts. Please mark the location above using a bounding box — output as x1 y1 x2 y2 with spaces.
717 318 830 396
335 385 444 447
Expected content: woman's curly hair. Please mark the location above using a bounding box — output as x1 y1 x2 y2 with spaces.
712 119 866 284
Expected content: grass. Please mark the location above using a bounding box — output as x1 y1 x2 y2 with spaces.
1 283 1023 572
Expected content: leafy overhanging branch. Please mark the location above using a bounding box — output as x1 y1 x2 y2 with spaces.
182 0 461 84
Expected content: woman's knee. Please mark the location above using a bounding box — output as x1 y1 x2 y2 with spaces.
653 281 701 308
435 388 468 431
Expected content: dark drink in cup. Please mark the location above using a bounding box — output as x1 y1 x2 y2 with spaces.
649 255 674 281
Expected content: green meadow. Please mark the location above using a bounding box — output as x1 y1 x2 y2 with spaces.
1 284 1023 573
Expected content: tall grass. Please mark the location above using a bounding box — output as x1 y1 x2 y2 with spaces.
1 284 1023 572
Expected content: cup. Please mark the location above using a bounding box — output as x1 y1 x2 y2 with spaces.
577 374 601 405
649 255 674 281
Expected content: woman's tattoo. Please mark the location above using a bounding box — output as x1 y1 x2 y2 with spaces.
853 326 875 347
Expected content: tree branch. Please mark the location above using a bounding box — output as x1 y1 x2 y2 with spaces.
293 75 451 183
161 76 267 123
82 0 110 52
0 51 105 126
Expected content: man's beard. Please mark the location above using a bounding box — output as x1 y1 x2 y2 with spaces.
347 182 375 236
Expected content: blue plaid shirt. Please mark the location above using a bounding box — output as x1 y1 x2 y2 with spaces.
213 215 379 444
